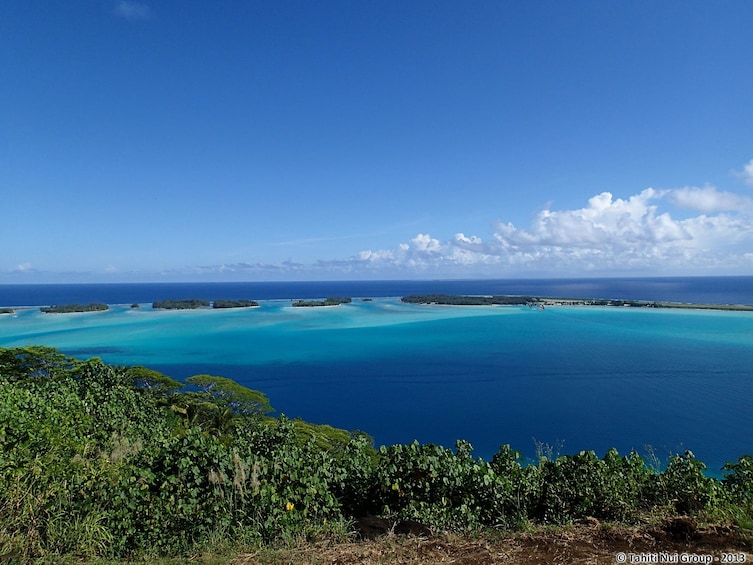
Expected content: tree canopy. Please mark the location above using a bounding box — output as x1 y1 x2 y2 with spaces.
152 299 210 309
292 297 352 307
40 303 109 313
212 299 259 309
127 365 183 395
185 374 274 416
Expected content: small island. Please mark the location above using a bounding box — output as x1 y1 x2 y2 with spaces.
292 296 352 307
152 299 210 310
40 303 109 314
0 308 14 315
212 299 259 309
402 294 753 312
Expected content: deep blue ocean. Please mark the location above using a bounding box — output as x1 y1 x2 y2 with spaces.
1 277 752 473
2 276 753 307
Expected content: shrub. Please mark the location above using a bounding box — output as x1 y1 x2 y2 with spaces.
529 449 656 524
657 451 724 515
373 440 486 530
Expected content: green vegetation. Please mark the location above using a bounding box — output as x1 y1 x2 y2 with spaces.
152 299 210 310
0 308 13 315
212 299 259 309
1 346 751 562
401 294 535 306
39 303 109 313
588 299 650 307
292 297 352 307
140 299 260 310
543 298 753 311
403 294 753 311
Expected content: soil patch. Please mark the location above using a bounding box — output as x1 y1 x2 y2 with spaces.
233 520 752 565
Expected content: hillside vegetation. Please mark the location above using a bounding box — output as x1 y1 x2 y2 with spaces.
0 346 751 562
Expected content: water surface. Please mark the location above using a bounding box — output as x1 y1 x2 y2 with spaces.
2 295 751 472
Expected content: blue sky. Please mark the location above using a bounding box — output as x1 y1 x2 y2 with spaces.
3 0 753 283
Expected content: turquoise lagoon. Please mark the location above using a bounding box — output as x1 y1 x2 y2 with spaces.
2 297 752 472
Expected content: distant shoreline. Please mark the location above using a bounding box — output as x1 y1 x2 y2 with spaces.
2 277 753 311
3 294 753 313
401 293 753 312
538 297 753 312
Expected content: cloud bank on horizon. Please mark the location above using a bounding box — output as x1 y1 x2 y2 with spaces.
186 163 753 280
5 161 753 283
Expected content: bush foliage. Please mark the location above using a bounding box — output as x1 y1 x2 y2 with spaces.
0 346 750 561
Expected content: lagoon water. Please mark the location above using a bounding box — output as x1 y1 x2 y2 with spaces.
1 277 752 472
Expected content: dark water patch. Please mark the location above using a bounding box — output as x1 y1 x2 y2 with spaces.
143 351 753 473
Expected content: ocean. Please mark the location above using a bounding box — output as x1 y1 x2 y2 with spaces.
1 276 752 472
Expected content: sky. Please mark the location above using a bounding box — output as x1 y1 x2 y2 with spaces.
2 0 753 283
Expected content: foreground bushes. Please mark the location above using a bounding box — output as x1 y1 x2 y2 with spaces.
0 347 751 561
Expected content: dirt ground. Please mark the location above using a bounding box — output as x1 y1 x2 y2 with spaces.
233 518 752 565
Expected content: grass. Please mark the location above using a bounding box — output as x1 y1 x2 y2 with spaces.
16 517 751 565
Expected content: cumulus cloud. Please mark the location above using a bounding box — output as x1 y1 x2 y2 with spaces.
115 1 151 20
410 233 442 253
666 185 753 213
186 160 753 278
347 183 753 276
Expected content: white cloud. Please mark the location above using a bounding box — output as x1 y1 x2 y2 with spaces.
188 182 753 277
743 159 753 187
115 1 151 20
347 184 753 276
182 160 753 279
493 188 680 249
190 260 308 275
410 233 441 253
454 233 482 245
666 185 753 213
11 262 33 272
358 249 395 262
